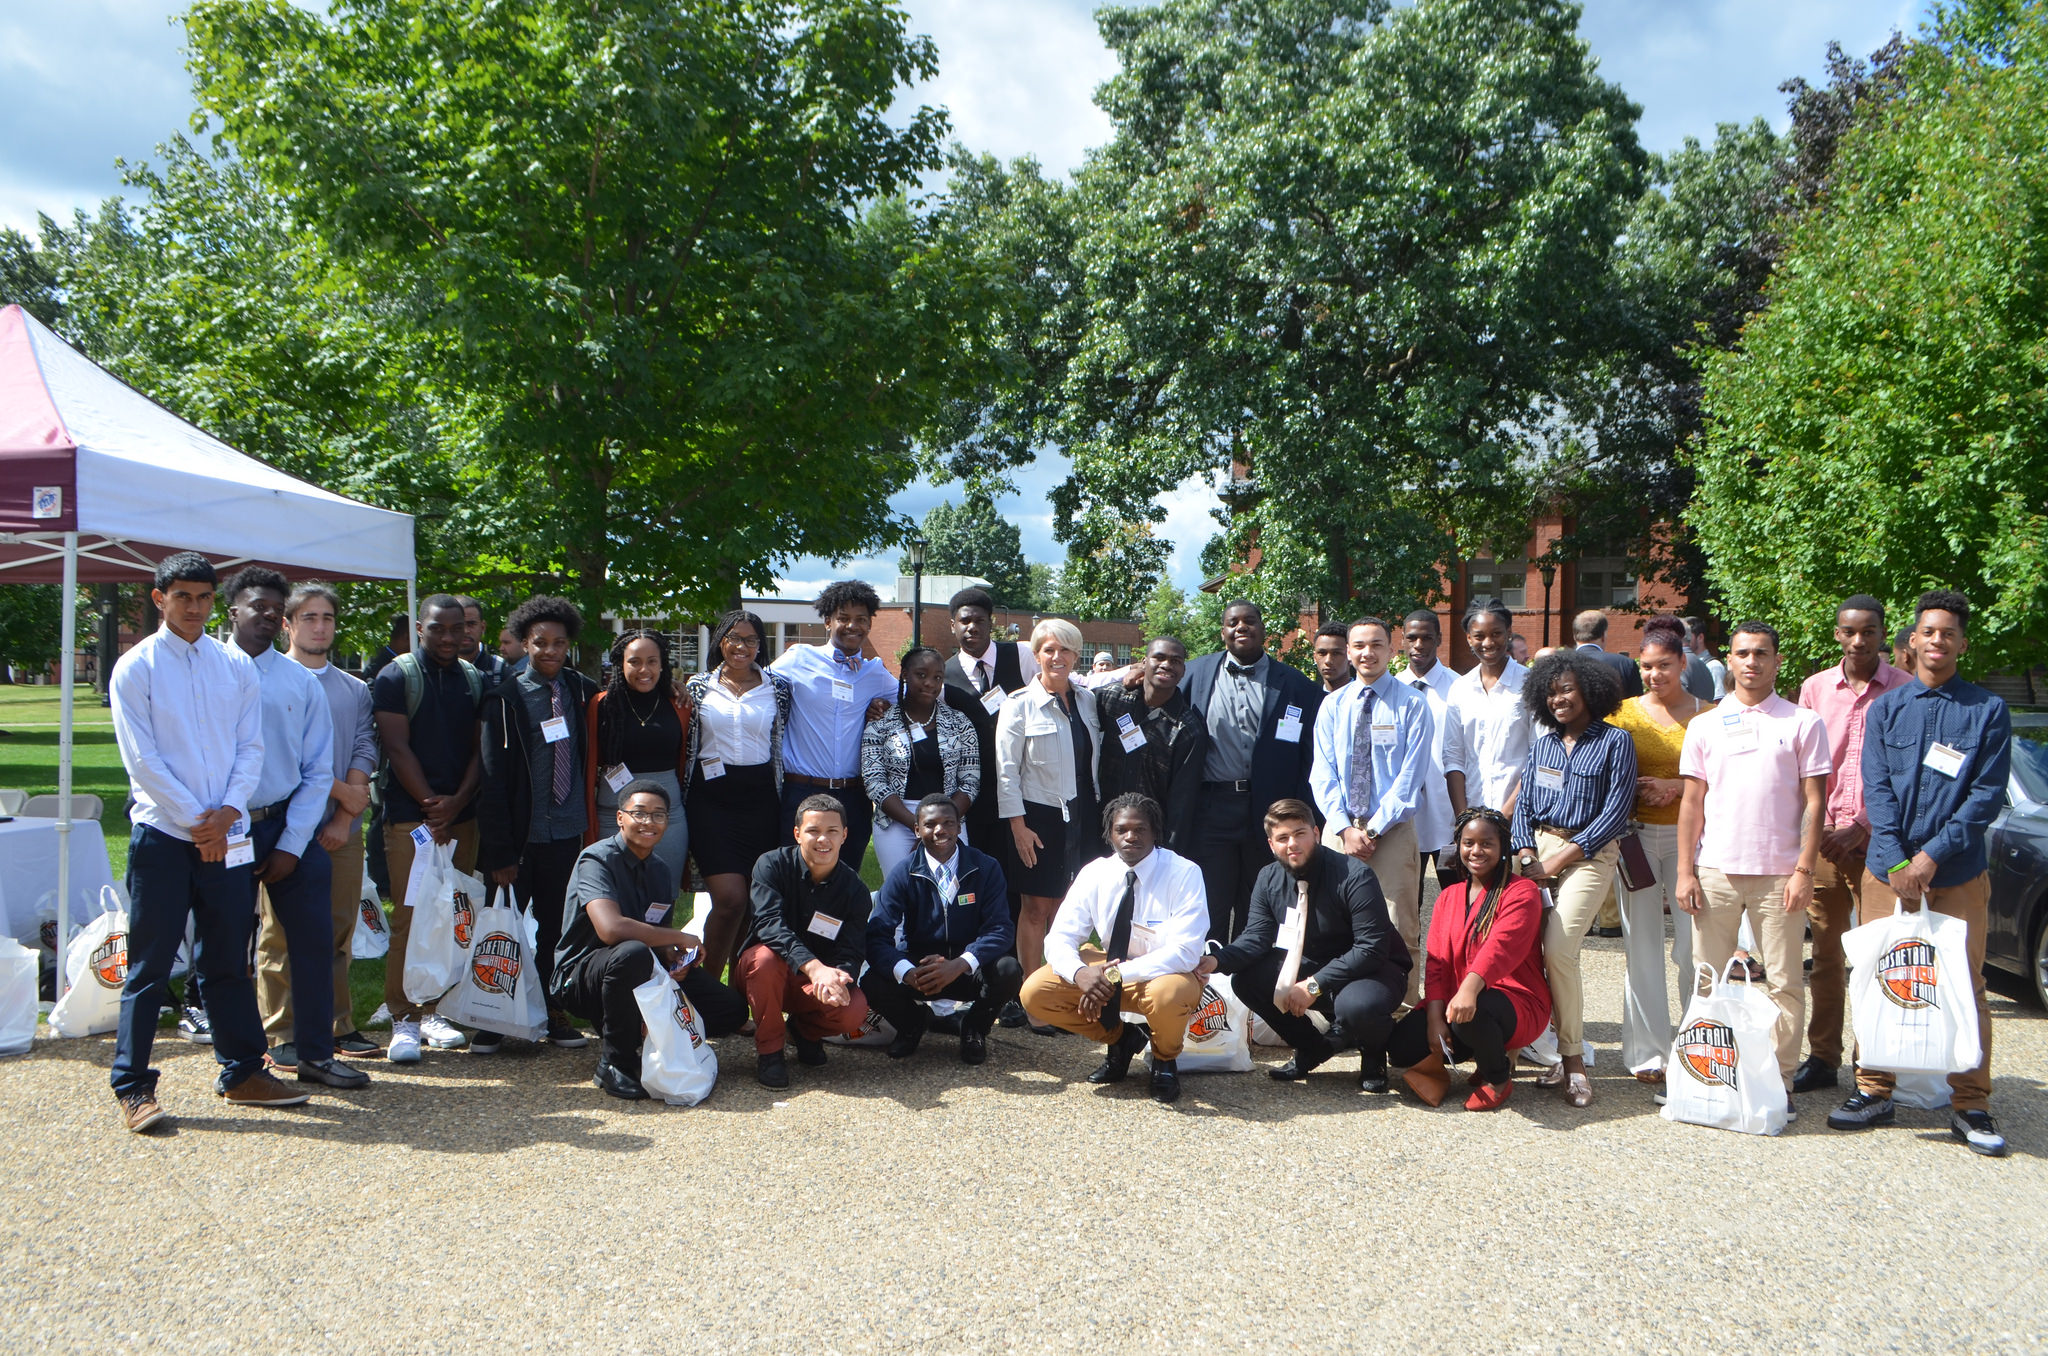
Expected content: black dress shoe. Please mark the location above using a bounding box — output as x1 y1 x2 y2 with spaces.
792 1033 828 1066
1593 925 1624 939
1086 1024 1148 1084
1150 1059 1182 1104
1791 1056 1838 1094
886 1029 923 1060
959 1028 988 1065
1359 1058 1390 1094
296 1057 370 1089
757 1050 790 1089
998 1000 1028 1029
928 1011 963 1037
593 1060 649 1101
1268 1046 1335 1082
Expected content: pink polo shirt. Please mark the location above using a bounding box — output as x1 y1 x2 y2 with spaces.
1796 659 1910 829
1678 692 1833 875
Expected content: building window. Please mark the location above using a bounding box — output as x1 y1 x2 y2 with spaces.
1575 561 1638 610
675 630 704 675
783 621 829 653
1466 559 1526 609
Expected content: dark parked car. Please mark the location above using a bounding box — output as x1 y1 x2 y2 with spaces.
1987 713 2048 1007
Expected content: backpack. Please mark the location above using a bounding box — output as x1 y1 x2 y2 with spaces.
370 651 487 815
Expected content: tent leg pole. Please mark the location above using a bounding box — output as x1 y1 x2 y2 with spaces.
56 531 77 1001
406 578 417 647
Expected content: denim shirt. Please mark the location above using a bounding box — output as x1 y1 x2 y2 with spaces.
1860 676 2012 888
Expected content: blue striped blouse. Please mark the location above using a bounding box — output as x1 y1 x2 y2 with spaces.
1509 720 1639 855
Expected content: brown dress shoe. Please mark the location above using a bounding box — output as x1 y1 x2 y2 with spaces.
220 1070 312 1108
117 1091 167 1133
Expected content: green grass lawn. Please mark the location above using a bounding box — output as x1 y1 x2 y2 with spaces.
0 684 131 879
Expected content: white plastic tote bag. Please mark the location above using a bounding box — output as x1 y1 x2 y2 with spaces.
635 964 719 1106
1660 960 1789 1136
1842 893 1982 1075
1142 973 1253 1074
48 906 131 1038
351 864 390 960
0 936 38 1055
437 886 546 1042
402 841 485 1004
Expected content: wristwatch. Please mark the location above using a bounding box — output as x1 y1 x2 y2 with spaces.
1302 975 1322 999
1102 963 1123 986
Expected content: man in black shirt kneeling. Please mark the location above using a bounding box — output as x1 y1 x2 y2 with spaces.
553 780 746 1099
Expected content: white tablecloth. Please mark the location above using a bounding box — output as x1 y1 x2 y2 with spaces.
0 816 117 945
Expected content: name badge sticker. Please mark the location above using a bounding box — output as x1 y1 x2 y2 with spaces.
1371 718 1397 749
410 823 434 849
604 763 633 794
1276 704 1304 744
1277 905 1303 950
1923 741 1966 778
1128 922 1156 953
224 836 255 869
1720 710 1757 753
908 722 929 743
1116 713 1146 753
540 715 571 744
980 686 1007 715
808 912 843 941
1534 765 1566 791
833 680 855 703
700 756 726 780
644 902 671 925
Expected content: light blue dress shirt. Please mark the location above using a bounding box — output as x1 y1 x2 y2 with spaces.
110 628 265 842
249 646 335 857
1310 671 1433 835
768 643 898 779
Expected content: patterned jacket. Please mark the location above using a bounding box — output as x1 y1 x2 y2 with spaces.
682 665 793 805
860 701 981 825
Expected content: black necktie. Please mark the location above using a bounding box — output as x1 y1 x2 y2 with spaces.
1105 869 1138 1020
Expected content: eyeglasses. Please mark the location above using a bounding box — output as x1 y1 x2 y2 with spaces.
622 809 670 824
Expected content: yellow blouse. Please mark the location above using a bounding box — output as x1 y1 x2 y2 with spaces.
1610 695 1711 825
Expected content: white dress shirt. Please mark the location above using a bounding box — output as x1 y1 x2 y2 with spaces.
248 646 335 858
110 627 264 842
1445 658 1533 811
698 672 777 765
1045 847 1207 985
958 640 1040 694
768 643 898 778
1396 666 1471 851
1309 671 1433 834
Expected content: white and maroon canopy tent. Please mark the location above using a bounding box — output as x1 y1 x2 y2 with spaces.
0 304 415 985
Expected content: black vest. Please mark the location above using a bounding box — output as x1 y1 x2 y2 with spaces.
946 641 1025 695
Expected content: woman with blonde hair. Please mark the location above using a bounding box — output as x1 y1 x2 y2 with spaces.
996 617 1105 1035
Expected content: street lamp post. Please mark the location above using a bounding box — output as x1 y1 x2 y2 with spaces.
909 532 928 650
1538 560 1558 649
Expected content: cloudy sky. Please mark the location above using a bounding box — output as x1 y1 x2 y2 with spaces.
1 0 1924 596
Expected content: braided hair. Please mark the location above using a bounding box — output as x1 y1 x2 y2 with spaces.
597 629 675 768
1451 805 1515 943
709 609 768 672
897 645 944 709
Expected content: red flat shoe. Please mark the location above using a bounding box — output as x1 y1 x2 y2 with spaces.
1465 1081 1513 1112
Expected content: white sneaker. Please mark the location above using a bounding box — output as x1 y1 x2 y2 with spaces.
389 1020 422 1064
366 1003 393 1030
419 1014 469 1050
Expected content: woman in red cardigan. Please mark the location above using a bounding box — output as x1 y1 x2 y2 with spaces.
583 631 693 893
1387 806 1551 1111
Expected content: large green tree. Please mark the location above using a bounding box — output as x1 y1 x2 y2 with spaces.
1692 2 2048 678
932 0 1646 622
187 0 980 620
899 498 1034 607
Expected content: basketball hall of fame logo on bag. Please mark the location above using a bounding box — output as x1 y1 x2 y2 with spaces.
672 991 705 1049
1187 982 1235 1043
1675 1018 1739 1090
1878 939 1940 1010
360 897 388 936
451 889 476 948
91 931 129 989
470 932 523 997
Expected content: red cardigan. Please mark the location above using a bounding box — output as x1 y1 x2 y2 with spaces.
1424 873 1552 1049
582 687 692 846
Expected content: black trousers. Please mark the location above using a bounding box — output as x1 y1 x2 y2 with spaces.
860 954 1024 1039
1193 787 1266 942
555 941 747 1076
1384 988 1519 1086
1230 947 1405 1066
779 780 874 876
511 836 584 1004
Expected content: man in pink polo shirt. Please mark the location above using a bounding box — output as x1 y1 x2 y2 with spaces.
1675 620 1832 1098
1792 594 1911 1094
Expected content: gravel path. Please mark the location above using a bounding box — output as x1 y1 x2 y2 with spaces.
3 936 2042 1353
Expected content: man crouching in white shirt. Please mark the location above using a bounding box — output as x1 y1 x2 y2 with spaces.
1019 792 1208 1103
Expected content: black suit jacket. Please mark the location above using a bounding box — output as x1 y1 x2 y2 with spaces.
942 681 1000 834
1179 651 1322 824
1211 845 1411 987
1578 643 1643 698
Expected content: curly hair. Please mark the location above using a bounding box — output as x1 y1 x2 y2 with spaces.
1915 588 1970 631
1520 650 1622 731
814 580 881 620
507 595 584 642
1100 791 1165 845
596 629 675 768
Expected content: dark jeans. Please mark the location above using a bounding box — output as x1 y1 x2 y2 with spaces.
1385 988 1519 1086
509 836 583 1006
779 780 874 875
861 954 1025 1039
1230 947 1405 1067
555 941 747 1077
250 814 335 1064
112 824 268 1098
1194 787 1265 942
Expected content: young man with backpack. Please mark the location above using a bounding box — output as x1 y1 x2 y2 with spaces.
370 594 484 1062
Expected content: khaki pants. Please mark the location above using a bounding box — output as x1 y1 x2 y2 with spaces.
1322 817 1422 1008
1806 855 1862 1066
257 825 365 1040
383 819 479 1022
1854 871 1993 1113
1533 830 1619 1060
1692 868 1804 1088
1019 947 1204 1059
